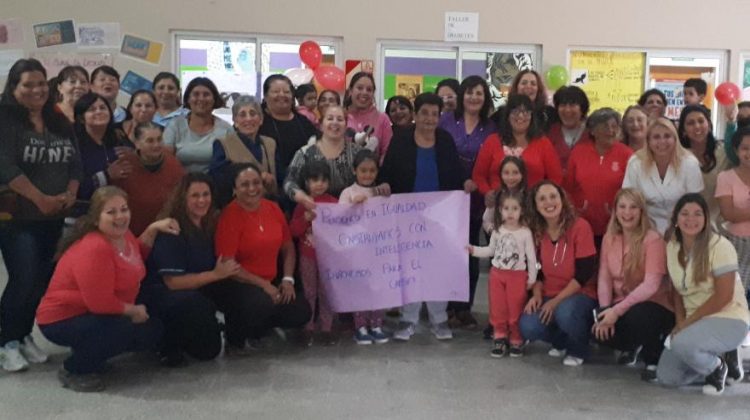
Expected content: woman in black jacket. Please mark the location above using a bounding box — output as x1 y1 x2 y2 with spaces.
379 92 475 342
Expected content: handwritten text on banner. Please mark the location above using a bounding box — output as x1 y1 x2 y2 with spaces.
312 191 470 312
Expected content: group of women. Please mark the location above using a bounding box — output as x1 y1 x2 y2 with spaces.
0 57 748 396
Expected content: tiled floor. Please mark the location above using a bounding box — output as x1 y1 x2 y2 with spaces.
1 262 749 419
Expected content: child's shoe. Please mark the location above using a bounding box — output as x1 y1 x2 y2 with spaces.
509 343 524 357
393 323 416 341
490 339 509 358
370 327 389 344
354 327 374 345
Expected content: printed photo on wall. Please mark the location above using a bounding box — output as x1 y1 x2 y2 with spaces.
395 75 423 102
78 23 120 48
33 20 76 48
485 53 534 108
121 34 163 64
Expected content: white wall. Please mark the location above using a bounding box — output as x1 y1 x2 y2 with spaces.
2 0 747 88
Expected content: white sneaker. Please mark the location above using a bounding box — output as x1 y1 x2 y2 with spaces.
20 335 48 364
741 331 750 348
563 355 584 366
430 322 453 340
2 341 30 372
548 348 566 358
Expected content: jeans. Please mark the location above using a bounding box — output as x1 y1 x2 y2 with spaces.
519 293 597 359
0 219 63 345
40 314 163 374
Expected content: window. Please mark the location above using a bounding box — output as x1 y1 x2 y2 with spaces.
378 41 541 109
173 32 341 120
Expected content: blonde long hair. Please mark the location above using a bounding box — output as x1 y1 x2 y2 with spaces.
605 188 652 284
634 117 690 171
56 186 128 260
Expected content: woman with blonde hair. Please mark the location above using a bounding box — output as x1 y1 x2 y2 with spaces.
622 117 703 234
594 188 675 382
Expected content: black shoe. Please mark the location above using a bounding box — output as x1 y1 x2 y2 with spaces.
490 339 509 358
482 324 493 340
159 350 187 368
318 331 338 346
455 311 478 329
640 365 658 383
725 349 744 384
509 344 524 358
702 358 728 396
57 368 105 393
617 346 642 366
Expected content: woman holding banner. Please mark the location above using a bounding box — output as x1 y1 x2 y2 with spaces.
519 181 598 367
380 92 471 341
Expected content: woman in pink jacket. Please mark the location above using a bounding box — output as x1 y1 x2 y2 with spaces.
345 72 393 161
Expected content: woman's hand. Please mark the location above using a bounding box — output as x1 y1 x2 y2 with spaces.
374 183 391 197
352 194 368 204
34 194 64 215
597 307 619 327
465 245 473 254
303 209 317 222
294 190 316 211
107 158 133 181
263 283 282 304
484 190 497 207
57 191 76 210
463 179 477 194
539 298 560 325
593 322 615 342
279 281 296 304
125 304 149 324
670 321 687 338
261 171 276 186
213 257 241 279
524 294 542 314
150 218 180 236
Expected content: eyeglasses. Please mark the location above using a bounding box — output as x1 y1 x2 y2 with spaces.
440 95 456 101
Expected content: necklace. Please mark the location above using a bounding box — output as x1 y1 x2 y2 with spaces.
551 239 567 267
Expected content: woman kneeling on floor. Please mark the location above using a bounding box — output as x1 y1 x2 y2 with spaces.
656 193 749 395
36 186 180 392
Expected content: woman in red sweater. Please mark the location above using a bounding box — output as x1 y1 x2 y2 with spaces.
37 186 179 392
473 94 562 205
564 108 632 246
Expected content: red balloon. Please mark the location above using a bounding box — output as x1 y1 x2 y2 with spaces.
299 41 322 70
314 65 346 91
714 82 741 106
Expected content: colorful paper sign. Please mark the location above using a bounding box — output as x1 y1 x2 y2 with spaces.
77 22 120 48
33 20 76 48
312 191 470 313
120 70 153 95
121 34 163 64
569 50 646 114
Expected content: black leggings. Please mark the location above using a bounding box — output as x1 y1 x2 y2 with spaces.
597 301 675 365
202 280 311 347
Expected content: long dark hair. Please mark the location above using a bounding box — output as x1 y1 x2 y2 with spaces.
454 75 492 122
498 94 543 145
159 173 219 238
0 58 71 137
668 193 713 284
526 180 578 244
73 92 121 148
678 104 717 173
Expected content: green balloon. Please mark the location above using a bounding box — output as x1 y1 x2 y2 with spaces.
545 65 569 90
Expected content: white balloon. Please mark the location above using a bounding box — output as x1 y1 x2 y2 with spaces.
283 68 314 86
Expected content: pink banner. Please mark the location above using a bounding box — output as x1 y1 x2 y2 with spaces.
312 191 470 312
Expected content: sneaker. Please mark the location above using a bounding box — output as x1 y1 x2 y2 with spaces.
20 335 48 364
482 324 493 340
57 367 105 392
370 327 389 344
509 344 524 358
354 327 374 345
563 355 584 367
742 331 750 348
725 349 744 384
548 347 566 358
1 341 29 372
617 346 642 367
431 322 453 340
491 339 509 358
641 364 658 383
702 358 728 396
393 323 416 341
